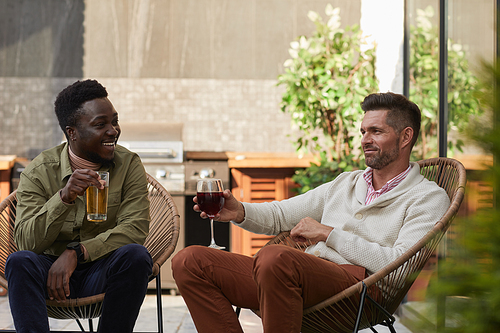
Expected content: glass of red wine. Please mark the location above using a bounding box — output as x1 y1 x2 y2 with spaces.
196 178 225 250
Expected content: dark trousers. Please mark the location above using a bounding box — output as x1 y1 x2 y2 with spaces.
5 243 153 333
172 245 368 333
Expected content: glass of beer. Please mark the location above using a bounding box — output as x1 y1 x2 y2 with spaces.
86 171 109 222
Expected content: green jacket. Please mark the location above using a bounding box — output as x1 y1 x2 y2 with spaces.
14 142 150 262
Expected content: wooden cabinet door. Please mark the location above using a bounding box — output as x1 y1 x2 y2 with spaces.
230 168 297 256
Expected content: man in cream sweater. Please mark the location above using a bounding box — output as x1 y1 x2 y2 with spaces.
172 92 450 333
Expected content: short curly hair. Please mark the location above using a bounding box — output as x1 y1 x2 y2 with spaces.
54 79 108 139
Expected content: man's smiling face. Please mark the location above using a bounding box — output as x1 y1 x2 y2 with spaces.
69 97 120 165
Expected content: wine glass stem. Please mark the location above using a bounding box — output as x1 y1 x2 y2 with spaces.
210 218 216 246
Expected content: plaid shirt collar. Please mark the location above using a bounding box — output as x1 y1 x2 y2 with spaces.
363 165 412 205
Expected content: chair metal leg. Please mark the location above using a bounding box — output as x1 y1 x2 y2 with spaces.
235 306 242 318
353 282 397 333
156 272 164 333
353 282 369 333
73 318 94 332
366 295 396 329
387 320 397 333
75 318 85 332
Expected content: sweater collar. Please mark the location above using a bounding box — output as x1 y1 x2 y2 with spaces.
355 162 423 204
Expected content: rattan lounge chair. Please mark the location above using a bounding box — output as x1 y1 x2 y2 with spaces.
0 173 180 333
237 157 466 332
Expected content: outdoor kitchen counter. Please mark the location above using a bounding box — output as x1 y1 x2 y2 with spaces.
225 152 315 169
185 151 315 169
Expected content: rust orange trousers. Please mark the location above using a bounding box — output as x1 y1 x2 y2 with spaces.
172 245 367 333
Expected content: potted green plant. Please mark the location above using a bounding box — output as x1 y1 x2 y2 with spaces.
278 5 378 193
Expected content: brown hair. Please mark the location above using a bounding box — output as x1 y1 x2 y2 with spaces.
361 92 421 148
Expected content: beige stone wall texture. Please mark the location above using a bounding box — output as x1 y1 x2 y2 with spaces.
0 0 494 158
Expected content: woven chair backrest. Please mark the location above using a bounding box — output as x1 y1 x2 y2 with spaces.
372 157 466 314
0 190 17 289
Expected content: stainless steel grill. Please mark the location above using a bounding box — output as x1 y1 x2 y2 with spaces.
120 141 185 195
119 122 185 194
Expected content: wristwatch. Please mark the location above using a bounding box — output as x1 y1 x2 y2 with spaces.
66 242 84 263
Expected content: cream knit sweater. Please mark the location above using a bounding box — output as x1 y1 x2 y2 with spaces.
237 162 450 275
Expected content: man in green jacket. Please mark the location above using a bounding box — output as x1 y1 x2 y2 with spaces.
5 79 152 333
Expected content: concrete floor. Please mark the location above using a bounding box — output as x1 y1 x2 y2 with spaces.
0 294 412 332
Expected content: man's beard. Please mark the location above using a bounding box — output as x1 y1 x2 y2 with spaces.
364 144 400 170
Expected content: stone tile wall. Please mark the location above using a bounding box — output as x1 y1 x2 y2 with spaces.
102 77 296 153
0 77 73 158
0 77 296 157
